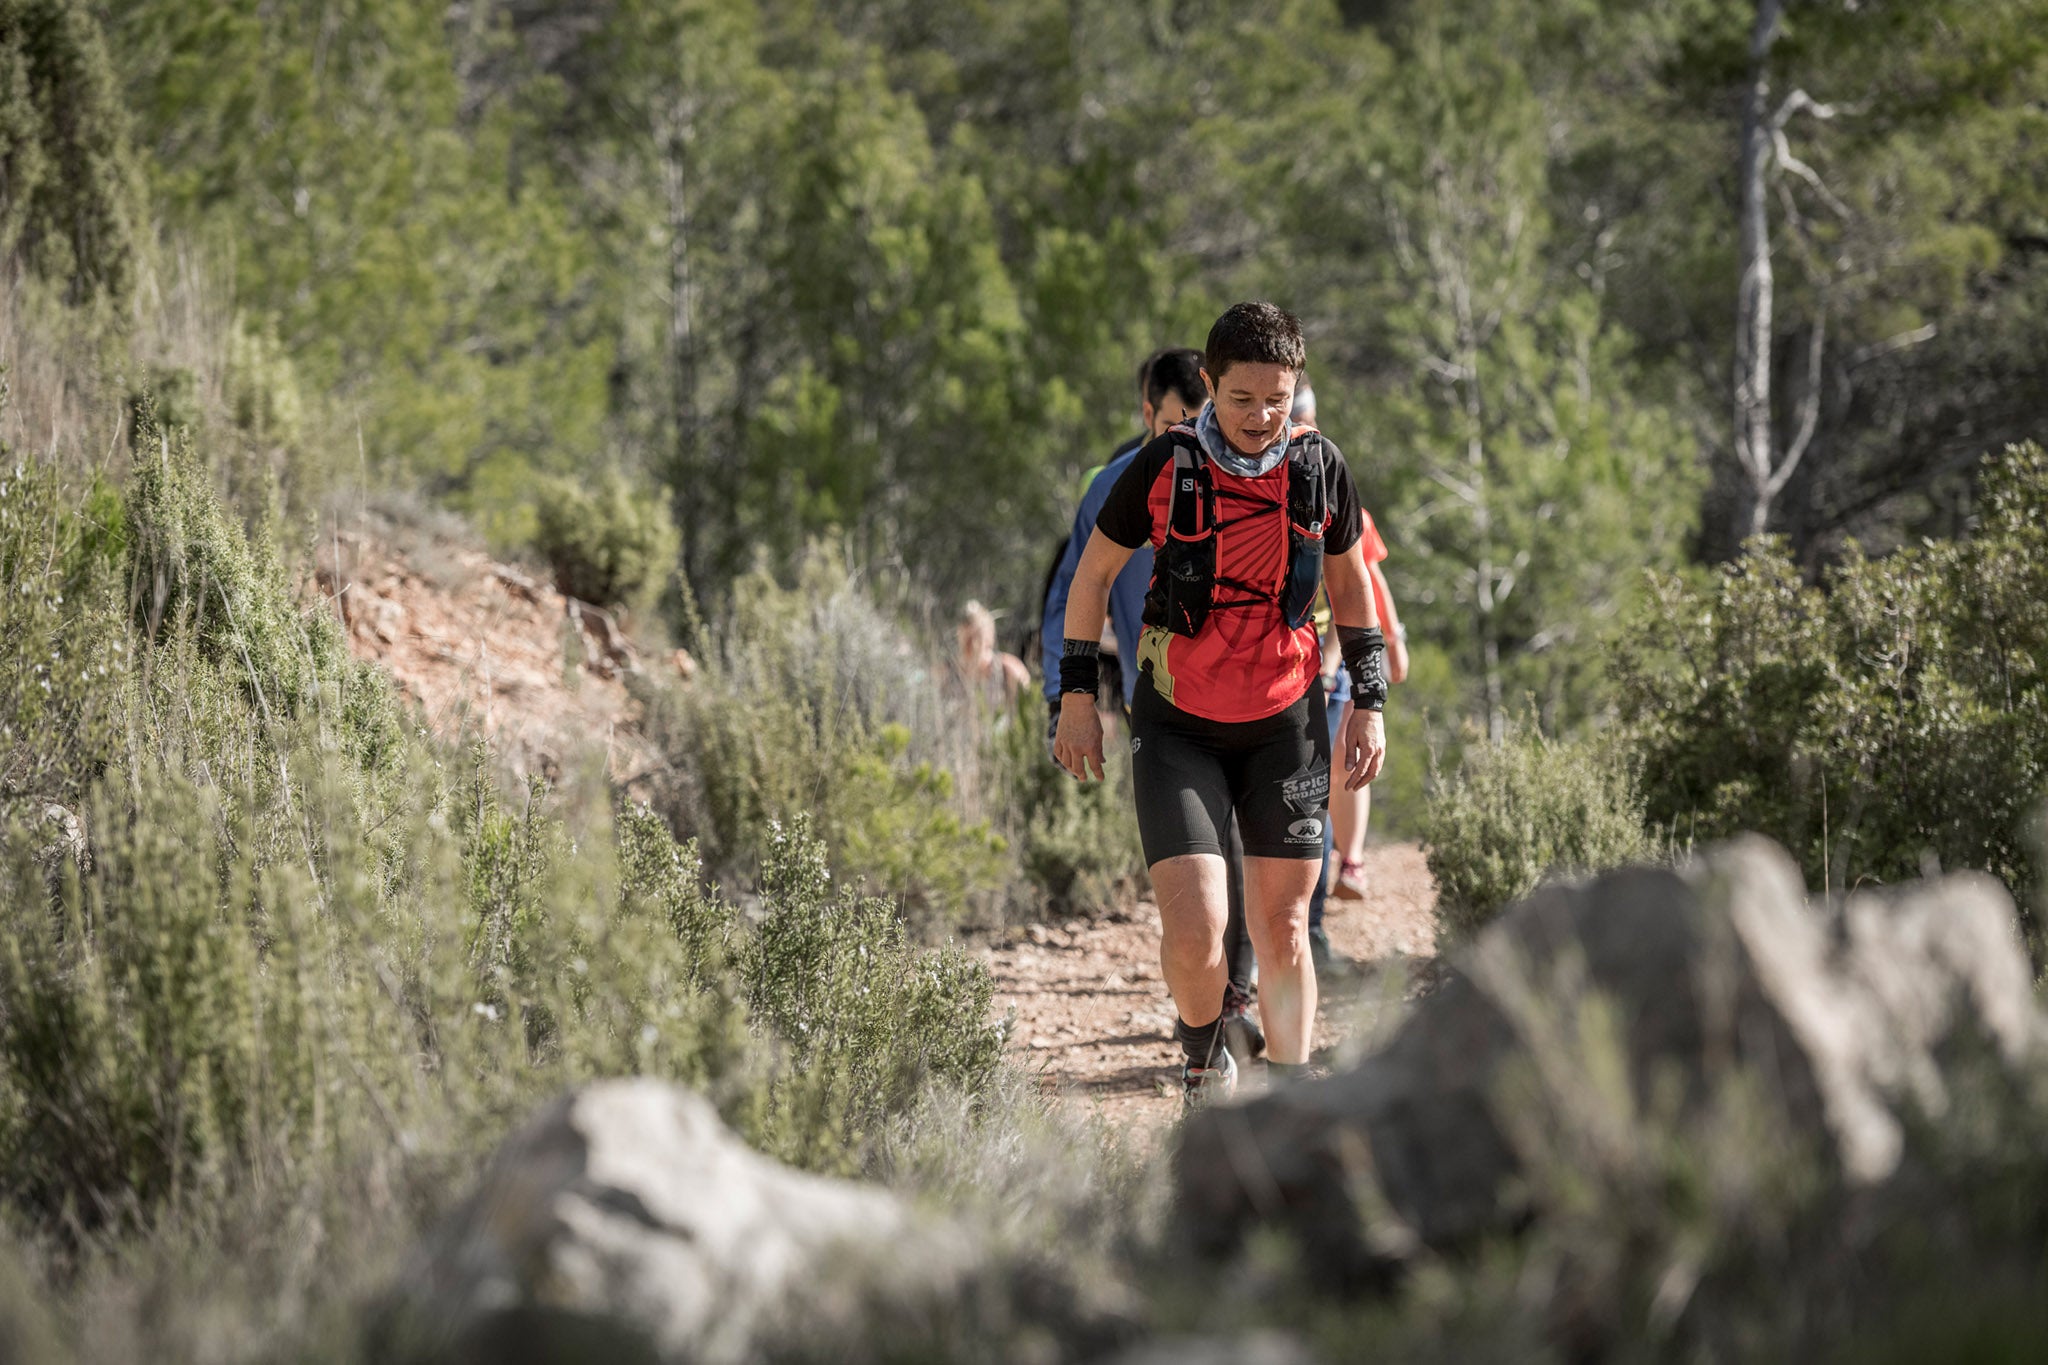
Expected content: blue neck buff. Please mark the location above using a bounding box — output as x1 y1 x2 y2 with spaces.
1195 402 1291 478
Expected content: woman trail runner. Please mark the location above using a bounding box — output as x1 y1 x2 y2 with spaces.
1053 302 1388 1101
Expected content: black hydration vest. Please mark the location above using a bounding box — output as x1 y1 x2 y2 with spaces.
1143 425 1330 638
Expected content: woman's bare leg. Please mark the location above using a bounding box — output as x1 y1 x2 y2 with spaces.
1148 853 1230 1029
1241 856 1322 1063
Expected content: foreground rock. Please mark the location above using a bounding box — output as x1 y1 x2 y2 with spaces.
378 1081 969 1364
1178 836 2043 1284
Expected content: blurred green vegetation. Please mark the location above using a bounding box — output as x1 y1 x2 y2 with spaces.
13 0 2048 745
0 401 1004 1283
6 0 2048 1357
1420 719 1662 944
1620 441 2048 929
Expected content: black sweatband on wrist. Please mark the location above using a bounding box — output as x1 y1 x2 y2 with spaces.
1058 638 1100 696
1337 625 1389 711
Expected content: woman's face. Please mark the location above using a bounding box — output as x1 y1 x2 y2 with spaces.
958 619 993 659
1201 362 1298 456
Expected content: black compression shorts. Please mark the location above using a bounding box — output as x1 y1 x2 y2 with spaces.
1129 674 1330 863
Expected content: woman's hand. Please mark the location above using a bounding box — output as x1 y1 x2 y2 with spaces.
1338 702 1385 791
1052 693 1107 781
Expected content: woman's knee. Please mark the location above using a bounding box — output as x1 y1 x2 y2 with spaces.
1151 854 1229 919
1256 902 1310 963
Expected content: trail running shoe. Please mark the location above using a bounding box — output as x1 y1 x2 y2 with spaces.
1220 984 1266 1063
1331 856 1369 901
1180 1044 1238 1108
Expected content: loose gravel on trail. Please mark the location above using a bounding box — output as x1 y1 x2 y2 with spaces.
983 841 1438 1136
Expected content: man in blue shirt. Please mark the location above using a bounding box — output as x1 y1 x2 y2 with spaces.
1039 348 1266 1061
1039 348 1205 720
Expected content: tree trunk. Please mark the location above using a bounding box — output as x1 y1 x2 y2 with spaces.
1733 0 1784 545
660 97 702 593
1448 241 1503 742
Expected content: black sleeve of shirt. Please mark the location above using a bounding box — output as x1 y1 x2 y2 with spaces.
1095 438 1174 549
1322 438 1364 555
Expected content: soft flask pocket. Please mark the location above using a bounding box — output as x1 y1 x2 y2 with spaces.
1159 532 1216 637
1281 519 1323 629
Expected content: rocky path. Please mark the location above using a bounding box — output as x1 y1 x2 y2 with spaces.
984 841 1438 1135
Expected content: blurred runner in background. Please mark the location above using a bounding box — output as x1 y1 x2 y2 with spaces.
1290 381 1410 971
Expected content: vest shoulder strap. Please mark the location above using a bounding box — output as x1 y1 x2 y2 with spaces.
1286 431 1329 528
1163 431 1210 537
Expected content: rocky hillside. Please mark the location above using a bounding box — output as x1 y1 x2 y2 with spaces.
313 502 684 784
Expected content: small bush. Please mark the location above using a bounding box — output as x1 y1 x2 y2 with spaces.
634 550 1014 929
530 470 679 612
742 817 1005 1173
0 450 127 807
1420 721 1660 942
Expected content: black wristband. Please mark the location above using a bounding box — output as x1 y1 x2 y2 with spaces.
1058 638 1100 696
1337 625 1388 711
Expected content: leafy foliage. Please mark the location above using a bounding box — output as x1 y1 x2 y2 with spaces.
1622 443 2048 924
634 550 1019 928
0 449 126 806
976 692 1146 918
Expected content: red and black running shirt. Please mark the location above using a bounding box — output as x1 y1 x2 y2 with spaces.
1096 430 1364 723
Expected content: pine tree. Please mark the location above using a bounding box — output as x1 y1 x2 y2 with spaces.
0 0 143 302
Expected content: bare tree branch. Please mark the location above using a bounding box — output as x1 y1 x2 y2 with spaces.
1770 126 1852 219
1850 324 1939 368
1768 307 1828 499
1770 88 1840 132
1427 466 1481 504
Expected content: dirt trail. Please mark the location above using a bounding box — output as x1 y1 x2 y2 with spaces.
983 841 1438 1134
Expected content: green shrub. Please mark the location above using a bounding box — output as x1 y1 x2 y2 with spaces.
1619 442 2048 925
634 550 1014 929
0 0 144 303
1420 721 1660 942
0 437 1006 1244
741 816 1005 1173
833 722 1010 912
221 316 304 447
637 548 1148 927
0 447 126 808
530 470 679 612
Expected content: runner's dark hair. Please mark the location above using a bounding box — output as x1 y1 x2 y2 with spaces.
1137 349 1168 398
1145 347 1206 410
1204 302 1306 382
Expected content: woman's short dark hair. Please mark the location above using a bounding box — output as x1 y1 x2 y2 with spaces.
1145 347 1206 410
1204 302 1306 383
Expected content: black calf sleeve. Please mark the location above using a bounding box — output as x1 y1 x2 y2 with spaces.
1175 1015 1222 1069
